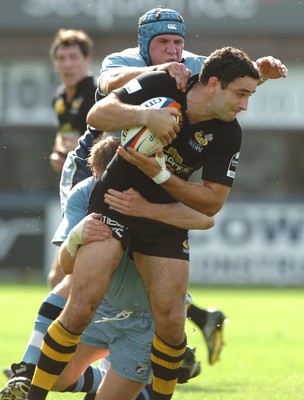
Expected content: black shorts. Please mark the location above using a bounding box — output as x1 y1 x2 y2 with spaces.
89 156 189 260
101 212 190 261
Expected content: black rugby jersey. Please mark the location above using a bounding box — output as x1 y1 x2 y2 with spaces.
114 71 242 185
89 71 242 214
53 75 97 139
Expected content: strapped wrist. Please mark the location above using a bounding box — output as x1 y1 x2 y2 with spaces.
152 169 170 184
259 74 268 83
152 152 170 184
65 219 85 257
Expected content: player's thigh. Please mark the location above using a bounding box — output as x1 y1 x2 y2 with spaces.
134 253 189 310
60 240 124 330
96 367 145 400
70 239 124 304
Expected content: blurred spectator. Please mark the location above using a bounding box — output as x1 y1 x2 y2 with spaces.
48 28 97 287
49 29 96 174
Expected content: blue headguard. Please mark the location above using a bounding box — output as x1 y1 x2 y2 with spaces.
138 8 185 66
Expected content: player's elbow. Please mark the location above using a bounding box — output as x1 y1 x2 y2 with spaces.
86 107 99 128
104 79 117 94
207 216 215 229
204 202 223 217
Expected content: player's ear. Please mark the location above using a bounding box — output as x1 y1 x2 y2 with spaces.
208 76 220 93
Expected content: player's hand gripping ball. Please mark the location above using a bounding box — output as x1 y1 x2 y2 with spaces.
121 97 181 155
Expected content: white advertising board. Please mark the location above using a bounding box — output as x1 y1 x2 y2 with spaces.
1 62 303 129
189 201 304 286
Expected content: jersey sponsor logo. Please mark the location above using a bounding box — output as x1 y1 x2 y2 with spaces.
165 148 192 175
163 130 214 176
135 362 149 376
124 78 142 94
227 152 240 179
102 215 125 238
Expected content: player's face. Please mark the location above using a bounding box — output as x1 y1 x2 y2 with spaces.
211 77 257 122
53 44 92 88
149 34 184 65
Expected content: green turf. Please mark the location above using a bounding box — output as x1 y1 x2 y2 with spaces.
0 284 303 399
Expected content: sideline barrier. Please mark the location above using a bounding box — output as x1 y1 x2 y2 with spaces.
1 194 303 286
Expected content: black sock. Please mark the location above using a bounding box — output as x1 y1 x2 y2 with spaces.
187 304 207 328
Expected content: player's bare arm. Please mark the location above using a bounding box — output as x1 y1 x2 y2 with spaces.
100 66 157 95
104 187 215 230
100 62 191 95
87 93 180 145
117 146 230 216
59 213 112 274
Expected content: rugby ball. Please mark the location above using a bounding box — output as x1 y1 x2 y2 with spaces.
121 97 181 156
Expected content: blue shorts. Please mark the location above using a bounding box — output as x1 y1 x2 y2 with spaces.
81 299 154 383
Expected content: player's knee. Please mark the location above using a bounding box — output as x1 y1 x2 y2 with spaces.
47 257 66 289
47 268 65 289
154 306 185 344
61 298 98 332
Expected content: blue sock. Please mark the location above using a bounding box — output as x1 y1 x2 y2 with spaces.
63 365 105 394
22 292 67 366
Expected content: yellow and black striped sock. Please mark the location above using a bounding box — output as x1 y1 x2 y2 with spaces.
151 333 187 400
27 320 81 400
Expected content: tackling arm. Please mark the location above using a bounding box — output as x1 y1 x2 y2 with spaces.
117 146 230 217
254 56 288 85
99 62 191 95
104 187 215 230
59 213 112 274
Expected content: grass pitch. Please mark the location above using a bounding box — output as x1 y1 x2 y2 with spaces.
0 284 303 400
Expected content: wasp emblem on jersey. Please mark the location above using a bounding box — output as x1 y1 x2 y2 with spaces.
54 98 65 115
182 240 190 254
189 131 214 153
194 131 214 146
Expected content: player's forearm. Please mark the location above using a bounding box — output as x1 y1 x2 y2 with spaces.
99 66 155 95
87 95 145 132
104 187 214 230
161 174 228 217
147 202 215 230
58 245 75 274
116 146 229 216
